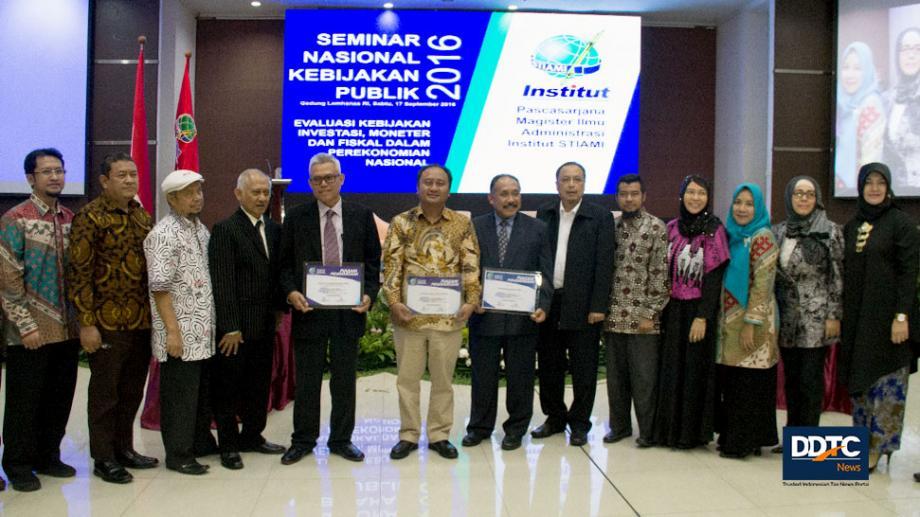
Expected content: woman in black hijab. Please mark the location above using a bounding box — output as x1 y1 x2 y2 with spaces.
771 176 843 453
839 162 920 472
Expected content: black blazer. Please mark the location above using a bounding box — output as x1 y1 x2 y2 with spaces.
469 212 554 337
279 199 382 341
209 208 283 341
537 199 616 330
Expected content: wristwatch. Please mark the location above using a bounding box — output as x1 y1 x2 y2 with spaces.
896 313 908 322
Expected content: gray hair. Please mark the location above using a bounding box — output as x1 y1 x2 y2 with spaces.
308 153 341 175
236 168 271 190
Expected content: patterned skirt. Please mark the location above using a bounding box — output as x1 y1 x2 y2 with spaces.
851 367 909 454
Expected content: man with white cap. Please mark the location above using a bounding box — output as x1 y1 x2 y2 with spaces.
143 169 216 475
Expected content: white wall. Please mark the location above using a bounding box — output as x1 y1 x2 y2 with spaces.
156 0 197 220
713 0 772 219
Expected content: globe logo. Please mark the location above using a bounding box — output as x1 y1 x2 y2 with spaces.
175 113 197 144
531 34 602 79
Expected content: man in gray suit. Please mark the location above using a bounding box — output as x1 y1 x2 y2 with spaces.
462 174 553 451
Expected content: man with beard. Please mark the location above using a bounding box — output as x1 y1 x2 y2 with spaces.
144 170 216 475
603 174 669 448
0 148 79 492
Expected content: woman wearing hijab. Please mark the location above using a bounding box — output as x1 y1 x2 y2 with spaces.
886 28 920 192
771 177 844 453
716 183 779 459
836 41 884 194
839 162 919 472
651 176 729 449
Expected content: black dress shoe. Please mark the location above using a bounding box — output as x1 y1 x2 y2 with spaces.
280 445 314 465
501 435 523 451
389 440 419 460
167 461 210 475
569 431 588 446
461 432 487 447
603 431 631 444
93 461 133 484
329 443 365 462
245 441 286 455
428 440 459 459
636 437 654 449
35 459 76 478
531 422 565 439
913 472 920 483
10 474 40 492
220 452 244 470
116 450 159 469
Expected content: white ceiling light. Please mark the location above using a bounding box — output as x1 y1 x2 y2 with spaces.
250 1 261 6
383 2 394 8
508 4 518 10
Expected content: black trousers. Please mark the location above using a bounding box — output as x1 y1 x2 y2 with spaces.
605 332 659 441
212 337 274 452
536 292 601 434
159 357 213 467
2 340 79 480
467 334 536 439
291 331 358 448
780 346 827 428
87 329 151 461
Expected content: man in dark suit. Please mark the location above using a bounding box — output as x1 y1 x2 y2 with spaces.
462 174 553 451
208 168 286 470
533 161 616 446
279 153 381 464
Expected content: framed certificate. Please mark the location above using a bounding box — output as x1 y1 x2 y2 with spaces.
481 268 541 314
304 262 364 308
406 275 462 315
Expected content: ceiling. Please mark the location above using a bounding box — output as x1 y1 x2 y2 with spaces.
183 0 756 26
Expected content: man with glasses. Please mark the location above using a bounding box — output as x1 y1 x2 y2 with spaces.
532 161 615 447
279 153 381 465
67 153 157 484
0 148 79 491
603 174 669 448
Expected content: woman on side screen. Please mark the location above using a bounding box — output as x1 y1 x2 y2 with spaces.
839 162 919 472
716 183 779 459
835 41 884 193
651 175 729 449
771 176 844 453
886 28 920 192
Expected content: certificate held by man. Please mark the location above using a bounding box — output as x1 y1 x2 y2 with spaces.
304 262 364 308
481 268 540 314
405 275 462 315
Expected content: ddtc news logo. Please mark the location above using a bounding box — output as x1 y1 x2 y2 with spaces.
782 427 869 481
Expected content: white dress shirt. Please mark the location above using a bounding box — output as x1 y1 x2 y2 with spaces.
553 200 581 289
242 209 269 257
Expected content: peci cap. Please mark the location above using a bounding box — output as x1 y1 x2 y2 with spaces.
161 169 204 194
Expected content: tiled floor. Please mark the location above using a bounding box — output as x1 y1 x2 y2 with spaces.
1 370 919 516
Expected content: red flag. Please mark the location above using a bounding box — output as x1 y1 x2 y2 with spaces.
174 52 199 172
130 37 152 212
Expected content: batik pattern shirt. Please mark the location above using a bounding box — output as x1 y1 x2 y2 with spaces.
67 195 152 330
604 209 670 334
0 194 76 345
144 213 215 362
383 206 481 331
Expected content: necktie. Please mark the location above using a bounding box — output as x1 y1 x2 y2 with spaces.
255 220 268 257
498 219 509 266
323 210 340 265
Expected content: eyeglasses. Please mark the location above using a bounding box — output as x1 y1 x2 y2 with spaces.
34 168 65 177
309 173 340 186
900 44 920 54
792 190 816 200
